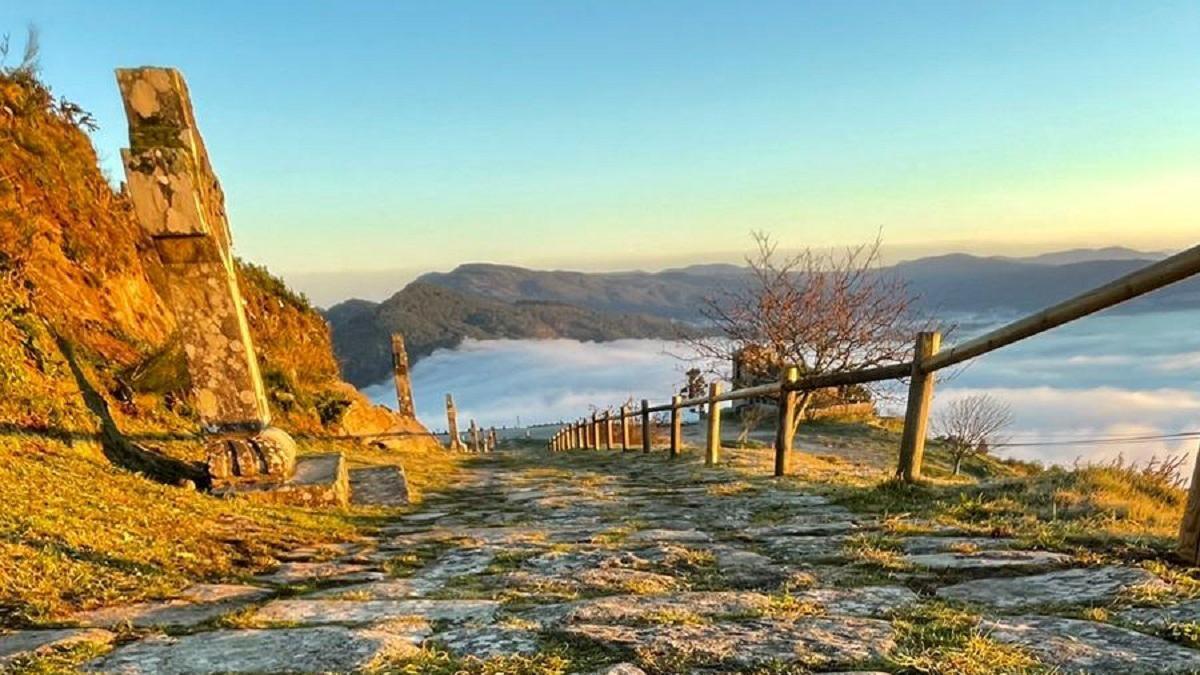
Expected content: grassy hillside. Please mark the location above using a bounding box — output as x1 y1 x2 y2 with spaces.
0 68 445 628
726 416 1187 554
327 281 689 386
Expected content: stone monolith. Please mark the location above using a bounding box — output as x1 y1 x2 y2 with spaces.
116 67 295 483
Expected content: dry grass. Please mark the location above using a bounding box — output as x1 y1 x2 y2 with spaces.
0 436 359 628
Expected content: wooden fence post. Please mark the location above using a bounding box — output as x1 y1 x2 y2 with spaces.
641 399 652 453
774 365 800 477
706 382 722 466
592 412 601 451
1177 446 1200 564
604 411 613 450
620 405 631 451
582 418 591 449
670 395 682 459
897 331 941 482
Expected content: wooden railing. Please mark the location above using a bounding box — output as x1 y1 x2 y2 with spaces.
545 243 1200 563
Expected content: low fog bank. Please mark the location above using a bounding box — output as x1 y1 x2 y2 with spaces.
366 309 1200 469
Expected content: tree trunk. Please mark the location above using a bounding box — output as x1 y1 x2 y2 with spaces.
788 391 814 437
953 455 962 475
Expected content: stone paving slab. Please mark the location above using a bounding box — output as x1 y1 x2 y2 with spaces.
898 535 1017 554
70 584 272 629
905 549 1071 570
431 626 540 658
252 598 499 625
627 528 712 543
555 591 774 626
1118 598 1200 627
0 628 115 667
567 616 896 668
83 626 424 674
349 465 410 506
983 615 1200 674
796 586 919 616
937 565 1164 609
254 561 383 585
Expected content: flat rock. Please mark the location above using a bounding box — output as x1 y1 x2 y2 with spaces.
590 665 646 675
430 626 539 658
70 584 272 629
983 615 1200 674
255 561 382 585
252 598 498 625
83 626 422 674
0 628 114 667
628 528 712 543
562 591 772 625
797 586 919 616
575 567 682 594
905 549 1071 570
747 520 858 538
937 566 1163 609
350 466 410 506
713 545 788 588
898 536 1017 555
308 579 419 600
762 534 850 560
567 616 895 668
1118 599 1200 627
523 548 652 575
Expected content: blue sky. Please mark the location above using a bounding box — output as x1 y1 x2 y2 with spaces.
4 1 1198 301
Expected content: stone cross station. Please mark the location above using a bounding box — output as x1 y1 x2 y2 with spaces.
390 333 415 418
116 67 269 432
116 67 296 484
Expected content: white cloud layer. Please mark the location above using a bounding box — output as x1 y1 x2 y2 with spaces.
365 309 1200 469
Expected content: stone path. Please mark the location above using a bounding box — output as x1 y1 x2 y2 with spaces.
5 445 1200 674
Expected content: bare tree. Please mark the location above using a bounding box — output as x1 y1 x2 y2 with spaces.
934 394 1014 475
687 231 927 434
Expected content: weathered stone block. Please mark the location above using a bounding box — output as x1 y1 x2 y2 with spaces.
205 427 297 487
212 453 348 508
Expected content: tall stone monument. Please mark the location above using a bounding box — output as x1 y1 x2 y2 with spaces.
445 394 465 451
116 67 295 483
390 333 415 418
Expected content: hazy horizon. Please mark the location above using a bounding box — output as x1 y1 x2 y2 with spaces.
289 242 1173 307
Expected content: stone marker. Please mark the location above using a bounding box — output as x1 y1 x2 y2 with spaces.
445 394 464 451
390 333 415 417
116 67 296 484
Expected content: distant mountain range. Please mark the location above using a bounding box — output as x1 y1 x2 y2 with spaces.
326 247 1199 386
325 282 686 386
417 247 1194 319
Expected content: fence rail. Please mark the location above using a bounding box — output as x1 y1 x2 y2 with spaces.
546 242 1200 563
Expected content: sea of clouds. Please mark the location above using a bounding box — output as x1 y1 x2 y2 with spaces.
365 308 1200 469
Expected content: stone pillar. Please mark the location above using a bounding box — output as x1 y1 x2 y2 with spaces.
469 419 481 453
116 67 293 485
390 333 415 418
445 394 464 451
116 67 268 431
